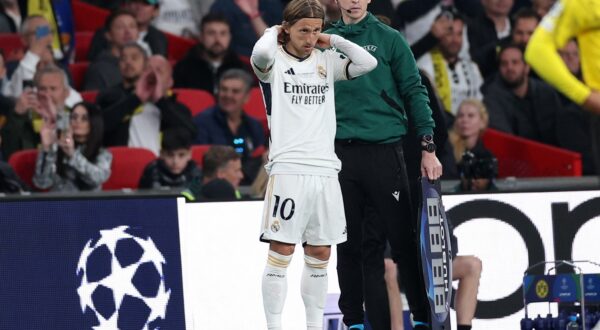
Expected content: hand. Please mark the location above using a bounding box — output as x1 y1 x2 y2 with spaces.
151 68 165 102
583 91 600 115
431 15 453 39
40 119 57 151
29 32 53 57
15 90 39 115
421 151 443 180
58 129 75 157
135 69 156 103
37 93 57 123
316 33 332 49
234 0 259 17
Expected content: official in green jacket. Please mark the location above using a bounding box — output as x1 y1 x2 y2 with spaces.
326 2 442 330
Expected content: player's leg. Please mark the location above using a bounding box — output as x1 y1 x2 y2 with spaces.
302 244 331 330
334 142 368 328
367 143 430 328
452 255 482 330
384 257 404 330
260 175 309 330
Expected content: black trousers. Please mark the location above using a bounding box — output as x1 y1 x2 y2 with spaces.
335 140 429 329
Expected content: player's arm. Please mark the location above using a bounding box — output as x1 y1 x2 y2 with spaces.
251 25 279 81
324 34 377 81
524 1 591 106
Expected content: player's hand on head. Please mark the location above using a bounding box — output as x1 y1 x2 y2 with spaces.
316 33 332 49
421 152 443 181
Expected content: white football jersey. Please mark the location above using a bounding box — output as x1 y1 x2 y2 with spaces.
252 46 350 176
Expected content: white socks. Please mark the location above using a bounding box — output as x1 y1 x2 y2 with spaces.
262 250 292 330
262 251 329 330
302 255 329 330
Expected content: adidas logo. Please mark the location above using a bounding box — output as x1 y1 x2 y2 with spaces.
284 67 296 75
392 191 400 201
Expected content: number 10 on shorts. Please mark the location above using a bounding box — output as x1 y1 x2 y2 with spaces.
272 195 296 220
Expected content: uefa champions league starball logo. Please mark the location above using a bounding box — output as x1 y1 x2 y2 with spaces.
76 226 171 329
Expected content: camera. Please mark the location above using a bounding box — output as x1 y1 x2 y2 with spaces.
458 150 498 180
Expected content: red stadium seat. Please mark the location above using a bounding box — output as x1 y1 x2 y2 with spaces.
0 33 24 61
102 147 156 190
8 149 38 190
166 34 196 61
482 128 582 177
75 32 94 62
173 88 215 116
191 145 211 168
72 0 109 32
69 62 89 91
244 87 269 135
80 90 98 103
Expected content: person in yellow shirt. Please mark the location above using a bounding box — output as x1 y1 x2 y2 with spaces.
525 0 600 113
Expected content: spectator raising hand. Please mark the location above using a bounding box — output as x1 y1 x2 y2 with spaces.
14 88 39 116
234 0 268 37
39 119 56 152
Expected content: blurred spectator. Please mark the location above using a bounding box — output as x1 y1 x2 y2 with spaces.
173 13 248 94
0 0 17 33
0 50 7 92
483 44 563 145
185 145 243 200
531 0 556 18
456 147 498 191
449 98 489 163
97 52 196 156
138 128 201 189
555 39 597 175
410 11 454 60
84 10 140 91
0 135 29 193
1 64 71 159
193 68 265 183
33 101 112 192
418 13 483 115
510 8 540 47
209 0 283 57
3 15 82 107
88 0 167 62
468 0 514 79
320 0 340 25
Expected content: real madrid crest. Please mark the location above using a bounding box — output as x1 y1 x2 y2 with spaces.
271 220 281 233
318 65 327 79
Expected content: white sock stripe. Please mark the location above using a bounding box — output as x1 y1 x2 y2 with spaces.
304 255 329 269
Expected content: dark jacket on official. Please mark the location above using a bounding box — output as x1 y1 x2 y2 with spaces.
87 25 168 61
138 159 202 189
484 76 562 146
173 44 249 93
96 84 197 147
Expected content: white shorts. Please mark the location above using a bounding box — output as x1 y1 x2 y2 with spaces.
260 174 347 246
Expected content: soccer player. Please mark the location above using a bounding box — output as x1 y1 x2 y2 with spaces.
250 0 377 329
525 0 600 113
326 0 443 329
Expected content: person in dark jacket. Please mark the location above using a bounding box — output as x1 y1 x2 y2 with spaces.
97 48 196 155
483 43 563 146
87 0 168 62
138 128 201 189
193 68 264 183
173 13 249 94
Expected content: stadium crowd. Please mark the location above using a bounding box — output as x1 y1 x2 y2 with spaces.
0 0 594 197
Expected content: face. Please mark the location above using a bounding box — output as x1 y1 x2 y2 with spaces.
107 14 139 48
161 148 192 175
125 1 158 27
462 178 492 191
23 16 52 48
148 56 173 90
559 40 580 75
455 103 486 139
512 17 539 46
119 46 146 82
337 0 371 22
201 22 231 58
70 105 90 142
482 0 514 17
217 78 249 115
499 47 529 88
37 72 69 109
439 20 464 60
285 18 323 57
532 0 555 17
217 159 243 189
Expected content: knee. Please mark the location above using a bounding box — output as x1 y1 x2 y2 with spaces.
270 242 295 256
305 245 331 261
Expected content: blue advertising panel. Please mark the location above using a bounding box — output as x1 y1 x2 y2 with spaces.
0 198 185 329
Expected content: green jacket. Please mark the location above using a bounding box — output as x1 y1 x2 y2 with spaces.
326 13 434 143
